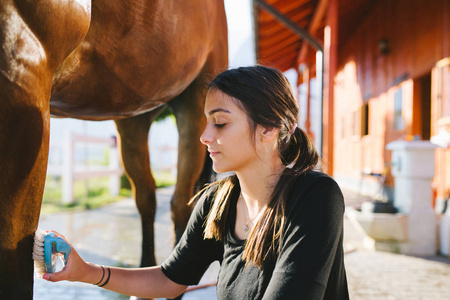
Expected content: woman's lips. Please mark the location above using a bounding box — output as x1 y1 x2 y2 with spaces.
208 150 220 157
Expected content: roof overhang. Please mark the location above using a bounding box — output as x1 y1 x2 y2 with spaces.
253 0 377 73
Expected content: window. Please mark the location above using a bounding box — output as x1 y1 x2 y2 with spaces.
350 104 369 138
361 103 369 136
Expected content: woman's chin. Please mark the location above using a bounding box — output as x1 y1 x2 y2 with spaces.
212 164 229 175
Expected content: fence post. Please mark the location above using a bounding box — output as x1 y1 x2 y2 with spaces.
62 131 74 204
109 136 120 196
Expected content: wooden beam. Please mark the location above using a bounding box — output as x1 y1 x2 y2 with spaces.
271 56 297 71
309 0 329 35
259 9 313 37
297 0 328 65
259 34 299 54
254 0 323 51
261 44 299 63
259 27 298 46
258 0 311 22
260 51 297 72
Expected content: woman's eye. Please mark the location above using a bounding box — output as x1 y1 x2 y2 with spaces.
214 123 226 128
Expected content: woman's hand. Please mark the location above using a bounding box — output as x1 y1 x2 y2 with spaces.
41 231 101 284
39 231 187 298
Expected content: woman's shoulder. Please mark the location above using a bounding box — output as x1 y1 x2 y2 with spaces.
288 170 344 211
292 170 339 190
192 182 219 210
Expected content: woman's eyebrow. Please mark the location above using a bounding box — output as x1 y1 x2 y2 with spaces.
208 108 231 116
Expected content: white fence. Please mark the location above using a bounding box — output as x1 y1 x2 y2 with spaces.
149 145 178 180
47 131 122 204
47 131 178 204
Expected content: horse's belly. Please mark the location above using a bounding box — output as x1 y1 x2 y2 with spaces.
47 0 222 120
49 79 177 120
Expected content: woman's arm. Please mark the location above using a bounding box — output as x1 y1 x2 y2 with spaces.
42 191 219 297
42 234 187 299
87 264 187 299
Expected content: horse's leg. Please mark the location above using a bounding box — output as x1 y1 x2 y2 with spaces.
167 78 208 244
165 37 227 299
168 31 227 244
0 2 89 298
0 80 51 299
162 81 207 300
114 107 166 268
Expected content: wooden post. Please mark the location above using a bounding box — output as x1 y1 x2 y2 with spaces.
323 0 338 175
305 48 315 141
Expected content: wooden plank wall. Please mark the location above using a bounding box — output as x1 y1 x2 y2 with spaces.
333 0 450 198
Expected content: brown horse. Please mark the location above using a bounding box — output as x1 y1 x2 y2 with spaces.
0 0 228 299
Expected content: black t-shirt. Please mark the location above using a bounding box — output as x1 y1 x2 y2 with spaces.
161 171 349 299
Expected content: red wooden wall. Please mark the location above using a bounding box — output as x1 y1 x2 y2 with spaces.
333 0 450 199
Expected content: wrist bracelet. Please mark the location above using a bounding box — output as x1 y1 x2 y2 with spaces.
94 266 105 286
98 267 111 287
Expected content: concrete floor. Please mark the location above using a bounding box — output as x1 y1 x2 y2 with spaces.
34 186 450 300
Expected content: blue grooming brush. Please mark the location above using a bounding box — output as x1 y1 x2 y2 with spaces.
44 232 71 273
33 229 72 277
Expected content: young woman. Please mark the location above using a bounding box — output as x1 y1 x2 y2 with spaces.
43 65 349 299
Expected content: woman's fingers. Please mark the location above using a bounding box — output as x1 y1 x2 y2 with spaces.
42 256 70 281
40 234 85 282
39 231 97 285
49 230 70 243
43 268 66 282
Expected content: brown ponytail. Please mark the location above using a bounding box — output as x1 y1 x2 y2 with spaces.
285 127 320 174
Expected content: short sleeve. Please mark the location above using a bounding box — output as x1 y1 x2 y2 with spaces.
262 174 348 299
161 192 222 286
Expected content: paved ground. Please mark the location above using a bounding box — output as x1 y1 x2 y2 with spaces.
34 187 450 299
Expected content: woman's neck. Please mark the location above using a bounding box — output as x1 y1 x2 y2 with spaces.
236 160 285 211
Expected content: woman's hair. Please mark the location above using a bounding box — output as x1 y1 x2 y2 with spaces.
202 65 320 267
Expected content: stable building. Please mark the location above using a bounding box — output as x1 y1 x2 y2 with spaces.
253 0 450 255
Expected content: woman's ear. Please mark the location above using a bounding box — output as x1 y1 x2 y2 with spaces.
258 125 279 143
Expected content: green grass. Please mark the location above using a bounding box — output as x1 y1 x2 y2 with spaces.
41 176 130 214
153 170 177 188
41 172 175 215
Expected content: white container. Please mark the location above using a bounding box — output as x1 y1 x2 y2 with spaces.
385 140 438 256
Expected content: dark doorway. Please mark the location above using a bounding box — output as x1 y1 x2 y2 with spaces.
413 73 432 140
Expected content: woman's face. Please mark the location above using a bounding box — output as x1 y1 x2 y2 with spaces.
200 90 258 174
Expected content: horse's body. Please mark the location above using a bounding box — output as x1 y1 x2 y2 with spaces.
0 0 228 298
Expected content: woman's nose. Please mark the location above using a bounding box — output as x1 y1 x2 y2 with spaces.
200 127 212 145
